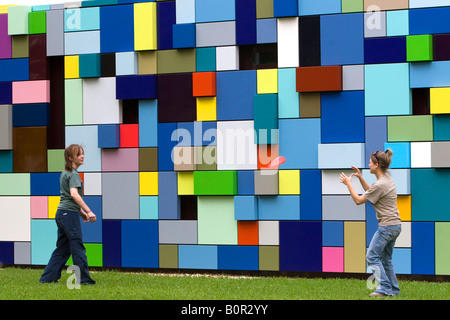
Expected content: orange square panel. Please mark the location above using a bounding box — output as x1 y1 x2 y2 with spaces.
238 221 259 245
192 72 216 97
296 65 342 92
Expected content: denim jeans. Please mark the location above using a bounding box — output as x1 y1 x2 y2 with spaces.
366 224 402 296
39 209 95 284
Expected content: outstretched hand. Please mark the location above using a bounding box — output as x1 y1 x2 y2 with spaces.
350 166 362 179
339 172 352 186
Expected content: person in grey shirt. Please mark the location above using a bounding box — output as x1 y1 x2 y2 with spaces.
39 144 97 285
340 149 402 297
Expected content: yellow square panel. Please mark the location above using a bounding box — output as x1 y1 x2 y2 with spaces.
278 170 300 194
257 69 278 94
48 196 60 219
64 55 79 79
134 2 157 51
196 96 217 121
430 87 450 114
177 172 194 195
139 172 158 195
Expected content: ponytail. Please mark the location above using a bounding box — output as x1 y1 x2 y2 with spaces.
371 149 393 172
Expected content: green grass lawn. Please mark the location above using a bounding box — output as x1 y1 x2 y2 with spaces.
0 267 449 301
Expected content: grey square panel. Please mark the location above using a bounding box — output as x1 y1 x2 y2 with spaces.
196 21 236 47
159 220 197 244
102 172 139 219
322 195 365 220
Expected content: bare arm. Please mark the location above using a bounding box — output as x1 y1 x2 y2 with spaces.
350 166 370 191
70 187 96 222
340 173 368 205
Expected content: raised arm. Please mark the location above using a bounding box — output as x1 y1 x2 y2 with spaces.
340 172 368 205
350 166 371 191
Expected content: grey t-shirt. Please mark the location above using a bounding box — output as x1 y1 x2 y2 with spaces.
58 169 83 212
363 173 401 226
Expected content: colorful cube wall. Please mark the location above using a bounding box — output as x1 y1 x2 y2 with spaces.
0 0 450 277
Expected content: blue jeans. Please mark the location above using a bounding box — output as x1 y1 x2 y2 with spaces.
39 209 95 284
366 224 402 296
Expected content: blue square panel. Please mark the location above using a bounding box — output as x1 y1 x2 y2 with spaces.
98 124 120 148
298 0 341 16
236 0 257 45
300 170 322 220
196 0 235 23
218 245 259 271
100 4 134 53
237 170 254 195
411 222 435 275
216 70 256 121
320 13 364 66
364 37 406 64
121 220 158 268
278 118 321 169
81 196 102 243
30 173 60 196
280 221 322 272
322 221 343 247
102 220 121 267
321 91 365 143
173 23 196 48
179 245 218 269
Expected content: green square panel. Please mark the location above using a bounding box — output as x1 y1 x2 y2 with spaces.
341 0 364 13
407 35 433 62
387 115 433 142
197 196 237 245
435 222 450 275
67 243 103 267
194 171 237 195
47 149 65 172
28 11 46 34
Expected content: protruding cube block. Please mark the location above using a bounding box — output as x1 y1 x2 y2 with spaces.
120 124 139 148
296 66 342 92
79 53 101 78
28 11 46 34
192 72 216 97
254 170 279 195
98 124 120 148
194 171 237 195
173 23 196 48
430 87 450 114
407 34 433 62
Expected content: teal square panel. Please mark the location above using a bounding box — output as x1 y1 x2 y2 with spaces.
140 196 159 219
364 63 411 116
31 220 57 265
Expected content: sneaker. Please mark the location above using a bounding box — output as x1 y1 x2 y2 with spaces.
369 292 388 297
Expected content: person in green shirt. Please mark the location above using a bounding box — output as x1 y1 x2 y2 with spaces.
39 144 97 285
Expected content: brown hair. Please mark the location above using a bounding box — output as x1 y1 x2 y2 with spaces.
370 149 393 172
64 144 84 171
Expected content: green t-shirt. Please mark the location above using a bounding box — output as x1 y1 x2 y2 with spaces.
58 169 83 212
